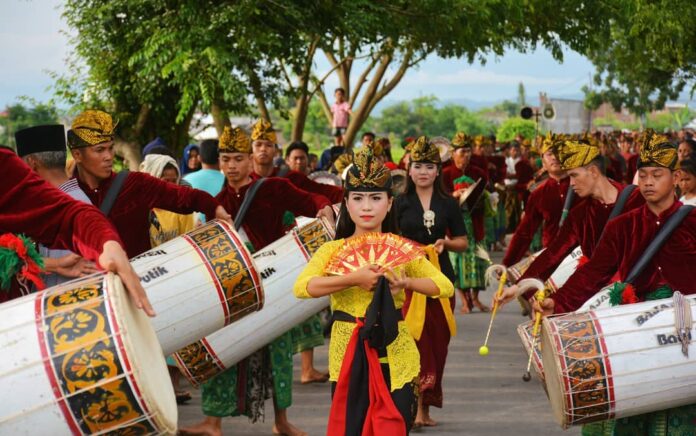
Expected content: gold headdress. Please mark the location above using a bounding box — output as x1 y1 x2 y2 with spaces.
637 129 678 169
539 131 555 155
553 139 600 171
366 140 385 157
451 132 473 149
345 147 392 192
250 118 277 143
409 136 441 164
67 110 116 149
219 126 252 153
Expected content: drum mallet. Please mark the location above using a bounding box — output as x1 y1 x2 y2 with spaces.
479 265 507 356
523 289 547 382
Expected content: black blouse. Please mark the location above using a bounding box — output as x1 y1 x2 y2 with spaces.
395 190 467 282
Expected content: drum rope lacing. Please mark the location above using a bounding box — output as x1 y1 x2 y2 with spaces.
546 296 696 422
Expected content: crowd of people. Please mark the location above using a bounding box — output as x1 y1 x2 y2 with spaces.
1 107 696 436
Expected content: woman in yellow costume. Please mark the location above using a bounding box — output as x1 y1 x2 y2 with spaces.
294 148 453 435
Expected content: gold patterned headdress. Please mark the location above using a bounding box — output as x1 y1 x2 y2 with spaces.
409 136 441 164
219 126 252 153
553 139 600 171
366 140 385 157
250 118 277 143
637 129 678 170
539 131 555 154
345 148 392 192
451 132 473 149
67 110 117 149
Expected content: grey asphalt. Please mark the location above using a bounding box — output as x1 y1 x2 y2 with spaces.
177 252 581 435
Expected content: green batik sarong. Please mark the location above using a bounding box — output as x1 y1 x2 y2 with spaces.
450 209 490 291
582 287 696 435
201 331 294 421
291 313 325 354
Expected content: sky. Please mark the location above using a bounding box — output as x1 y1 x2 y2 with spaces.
0 0 597 110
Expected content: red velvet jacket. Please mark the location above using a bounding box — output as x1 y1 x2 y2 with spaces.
552 201 696 312
216 177 330 250
261 168 344 204
1 149 122 301
503 176 573 266
75 171 220 258
520 181 645 289
442 164 488 242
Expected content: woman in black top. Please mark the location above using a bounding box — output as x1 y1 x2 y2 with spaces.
394 136 468 427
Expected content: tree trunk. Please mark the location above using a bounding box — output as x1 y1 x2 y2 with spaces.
211 102 231 136
291 37 319 141
114 139 142 170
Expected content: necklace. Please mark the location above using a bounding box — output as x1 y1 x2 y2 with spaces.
423 210 435 235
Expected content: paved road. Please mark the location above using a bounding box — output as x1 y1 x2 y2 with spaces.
178 252 581 435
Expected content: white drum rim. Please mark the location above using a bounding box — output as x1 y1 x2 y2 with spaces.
107 273 178 433
541 318 569 428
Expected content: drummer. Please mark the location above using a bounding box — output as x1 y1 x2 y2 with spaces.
496 137 645 306
502 133 576 266
0 147 154 314
67 109 232 258
250 120 335 384
15 124 98 287
251 122 343 203
181 124 333 436
534 131 696 435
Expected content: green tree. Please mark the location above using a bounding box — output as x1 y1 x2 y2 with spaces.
0 104 60 147
582 0 696 117
57 0 616 159
496 118 537 142
517 82 526 108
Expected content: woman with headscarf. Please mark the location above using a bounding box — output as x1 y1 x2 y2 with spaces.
181 143 202 176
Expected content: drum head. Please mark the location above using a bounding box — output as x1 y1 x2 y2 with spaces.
390 169 408 196
540 318 569 428
308 171 342 186
108 273 178 433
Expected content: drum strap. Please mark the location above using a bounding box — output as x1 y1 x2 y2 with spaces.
233 178 266 232
624 204 694 284
597 184 636 241
100 170 129 216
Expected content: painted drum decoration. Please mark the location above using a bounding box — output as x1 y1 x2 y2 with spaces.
507 250 542 282
0 273 177 435
174 217 335 386
542 295 696 428
131 219 263 355
517 321 545 382
545 246 583 292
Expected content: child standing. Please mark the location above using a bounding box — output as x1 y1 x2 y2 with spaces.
679 158 696 206
331 88 352 146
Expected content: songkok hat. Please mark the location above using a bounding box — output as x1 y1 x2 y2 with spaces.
345 147 392 192
637 129 678 170
451 132 473 149
15 125 66 157
250 118 277 143
67 110 116 149
553 138 600 171
219 126 252 154
409 136 441 164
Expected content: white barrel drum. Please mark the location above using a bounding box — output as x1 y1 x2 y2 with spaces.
542 295 696 428
174 217 334 386
131 219 263 355
0 273 176 434
507 250 542 283
515 246 585 381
